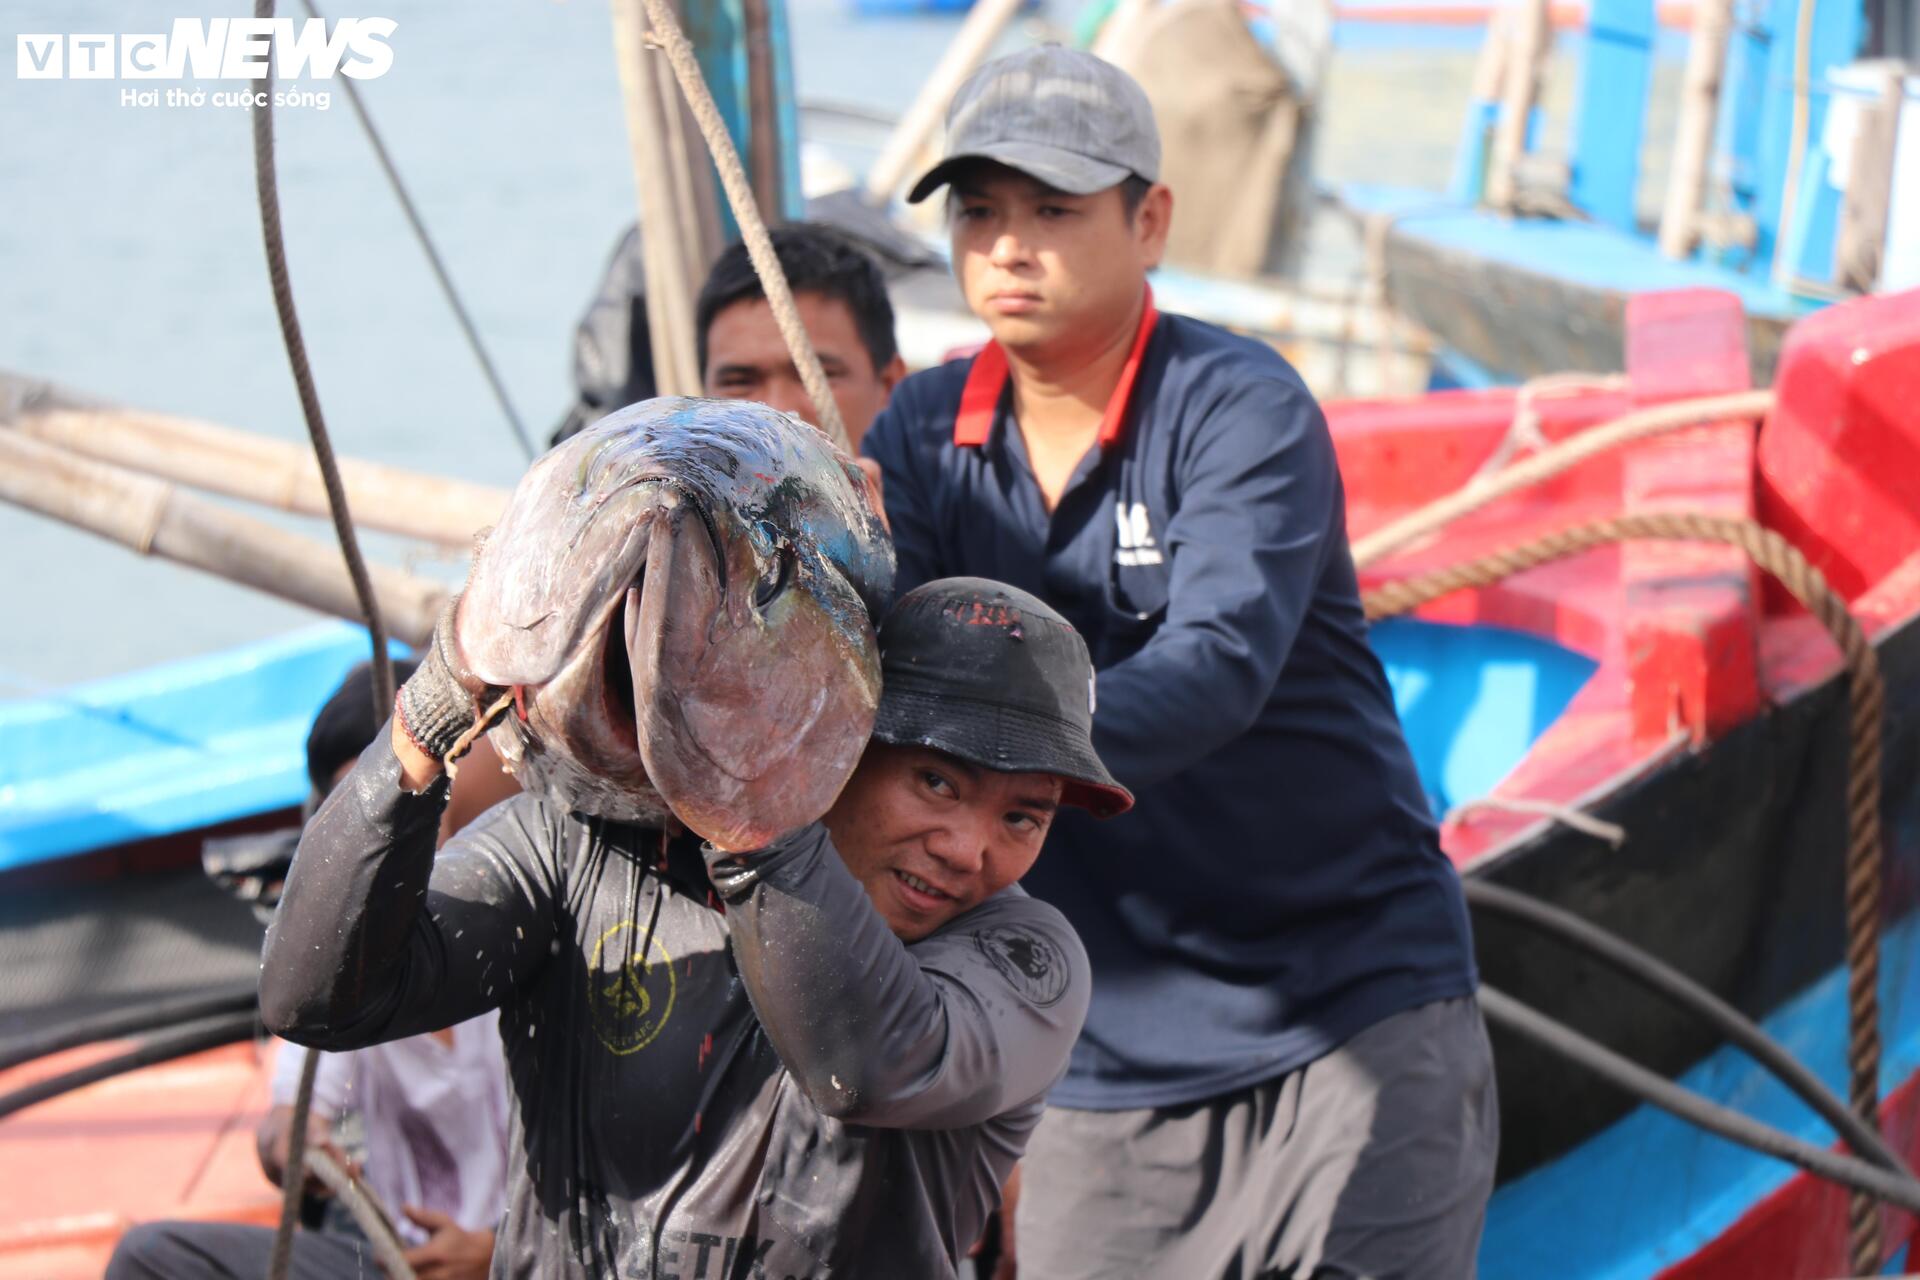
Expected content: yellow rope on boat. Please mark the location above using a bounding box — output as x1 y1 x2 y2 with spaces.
1365 511 1889 1272
1349 387 1778 570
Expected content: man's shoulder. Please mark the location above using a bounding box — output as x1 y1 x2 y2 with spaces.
866 356 975 447
1155 311 1311 393
925 887 1089 1013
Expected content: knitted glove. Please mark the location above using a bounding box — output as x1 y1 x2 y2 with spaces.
395 600 505 765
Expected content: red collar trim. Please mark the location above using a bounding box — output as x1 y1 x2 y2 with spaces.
953 287 1160 449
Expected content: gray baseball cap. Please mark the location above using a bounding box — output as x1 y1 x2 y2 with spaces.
906 45 1161 205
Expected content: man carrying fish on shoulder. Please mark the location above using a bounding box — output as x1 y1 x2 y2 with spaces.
861 45 1496 1280
259 397 1127 1279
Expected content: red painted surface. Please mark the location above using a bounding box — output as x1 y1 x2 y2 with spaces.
1619 290 1760 747
1328 287 1920 870
1758 289 1920 608
0 1040 280 1279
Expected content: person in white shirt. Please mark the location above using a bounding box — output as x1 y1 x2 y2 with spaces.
106 663 516 1280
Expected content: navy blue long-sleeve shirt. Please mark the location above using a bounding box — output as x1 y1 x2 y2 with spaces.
863 311 1477 1108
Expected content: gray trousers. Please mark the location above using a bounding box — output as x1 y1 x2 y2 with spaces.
1016 996 1499 1280
105 1221 373 1280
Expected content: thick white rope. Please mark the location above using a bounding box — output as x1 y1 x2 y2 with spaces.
1350 388 1777 570
635 0 853 454
304 1147 416 1280
1468 372 1630 483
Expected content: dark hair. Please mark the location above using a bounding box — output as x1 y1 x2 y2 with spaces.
1118 174 1152 220
306 658 419 793
695 224 898 377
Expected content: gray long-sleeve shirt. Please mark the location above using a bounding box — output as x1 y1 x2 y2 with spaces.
259 735 1089 1280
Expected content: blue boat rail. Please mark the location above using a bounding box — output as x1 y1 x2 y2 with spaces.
0 623 408 874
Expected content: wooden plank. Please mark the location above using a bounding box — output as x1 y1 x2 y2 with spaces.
1658 0 1735 257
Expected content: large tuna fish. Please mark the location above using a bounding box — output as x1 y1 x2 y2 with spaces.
454 398 894 849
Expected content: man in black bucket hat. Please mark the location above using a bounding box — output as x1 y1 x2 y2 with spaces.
263 575 1124 1278
830 576 1130 944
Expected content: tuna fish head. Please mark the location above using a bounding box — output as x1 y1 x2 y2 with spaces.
456 397 894 848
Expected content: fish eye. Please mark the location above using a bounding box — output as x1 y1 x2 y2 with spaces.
754 541 795 609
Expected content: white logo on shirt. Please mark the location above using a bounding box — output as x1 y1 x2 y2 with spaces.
1114 502 1163 567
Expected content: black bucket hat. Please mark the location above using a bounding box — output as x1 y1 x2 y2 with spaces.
872 577 1132 818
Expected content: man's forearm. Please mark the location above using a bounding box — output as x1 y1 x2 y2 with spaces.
259 733 450 1045
709 825 1085 1129
709 825 948 1122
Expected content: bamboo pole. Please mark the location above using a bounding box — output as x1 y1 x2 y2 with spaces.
7 407 507 547
1657 0 1733 258
743 0 785 223
1485 0 1552 212
1092 0 1159 59
0 432 446 646
862 0 1029 205
612 0 705 396
652 21 725 302
1468 3 1512 105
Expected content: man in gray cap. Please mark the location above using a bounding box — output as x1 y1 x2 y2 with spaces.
862 44 1497 1280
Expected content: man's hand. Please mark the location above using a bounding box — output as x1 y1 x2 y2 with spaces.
393 597 507 792
254 1104 355 1196
991 1162 1021 1280
396 1207 495 1280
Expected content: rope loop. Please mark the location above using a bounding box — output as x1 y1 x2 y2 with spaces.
1365 510 1887 1270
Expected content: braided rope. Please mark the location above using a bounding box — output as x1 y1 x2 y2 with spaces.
251 4 397 1275
304 1149 416 1280
1364 511 1887 1270
1350 389 1777 571
633 0 853 455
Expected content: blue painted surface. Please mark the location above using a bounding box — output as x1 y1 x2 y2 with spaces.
1750 0 1866 277
1714 0 1778 272
1427 344 1515 389
852 0 976 12
0 624 405 872
1371 618 1598 815
1481 908 1920 1278
1343 182 1828 324
2 615 1591 873
1449 99 1500 203
1568 0 1654 231
1784 142 1842 284
689 0 807 239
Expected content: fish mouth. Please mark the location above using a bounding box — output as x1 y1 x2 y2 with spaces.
597 483 729 760
599 576 642 755
654 479 729 597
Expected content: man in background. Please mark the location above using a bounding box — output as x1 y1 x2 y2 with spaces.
553 222 904 448
107 663 514 1280
862 46 1495 1280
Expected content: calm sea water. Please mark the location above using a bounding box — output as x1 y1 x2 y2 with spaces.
0 0 1030 687
1 1 1631 689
